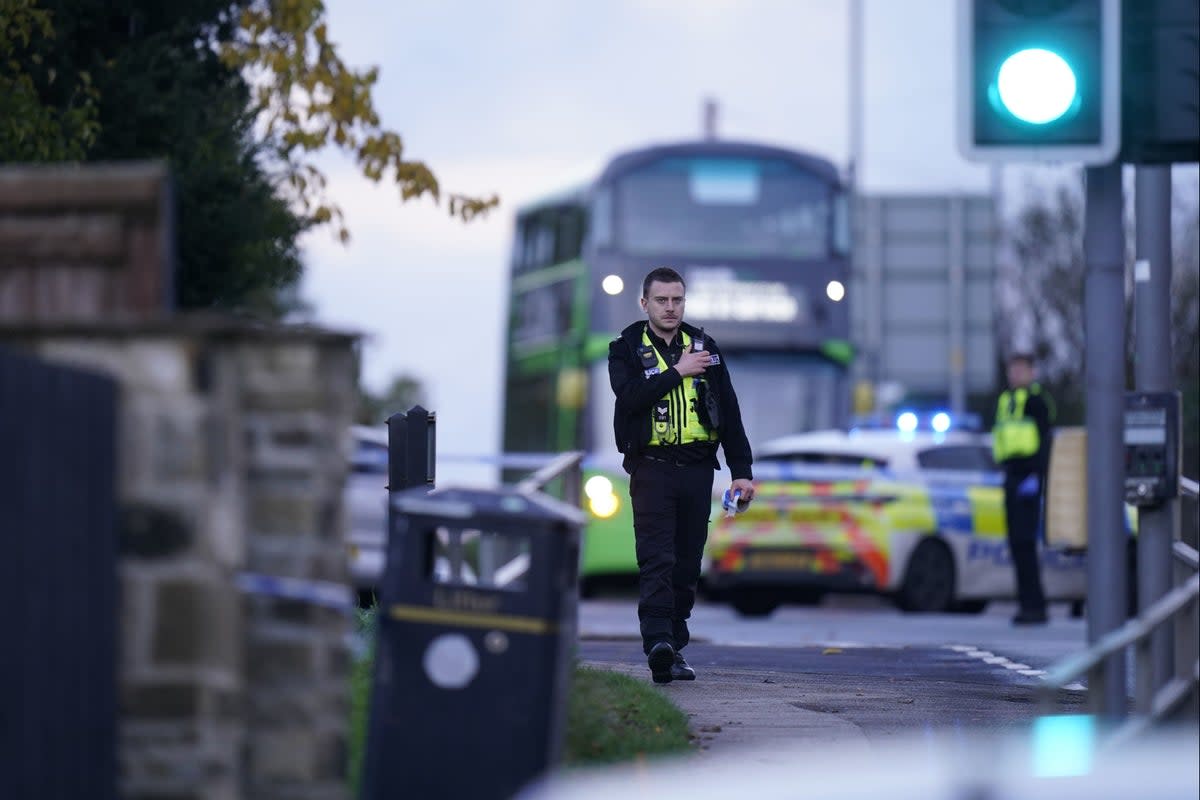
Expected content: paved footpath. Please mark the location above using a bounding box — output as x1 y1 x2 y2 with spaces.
589 656 872 760
580 639 1086 759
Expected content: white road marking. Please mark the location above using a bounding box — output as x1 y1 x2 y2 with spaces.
941 644 1082 690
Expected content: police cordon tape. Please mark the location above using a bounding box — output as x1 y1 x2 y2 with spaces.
235 571 356 613
446 449 1002 487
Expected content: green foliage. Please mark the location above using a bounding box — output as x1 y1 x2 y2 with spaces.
1 0 497 314
0 0 98 160
87 18 307 313
221 0 498 244
0 0 305 313
348 605 376 796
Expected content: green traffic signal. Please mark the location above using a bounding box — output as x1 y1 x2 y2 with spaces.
959 0 1120 164
991 47 1080 125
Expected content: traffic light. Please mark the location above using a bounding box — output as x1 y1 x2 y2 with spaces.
1121 0 1200 164
957 0 1121 164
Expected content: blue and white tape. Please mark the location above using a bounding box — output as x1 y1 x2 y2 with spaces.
236 571 355 613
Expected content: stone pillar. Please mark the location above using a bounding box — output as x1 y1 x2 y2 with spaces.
238 337 357 799
1 320 358 800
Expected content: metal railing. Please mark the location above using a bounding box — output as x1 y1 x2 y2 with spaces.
1039 476 1200 734
515 450 586 506
1182 475 1199 498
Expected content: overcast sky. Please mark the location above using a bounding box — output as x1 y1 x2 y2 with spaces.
297 0 1056 481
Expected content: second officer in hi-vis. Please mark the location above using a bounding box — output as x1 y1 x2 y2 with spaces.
608 266 754 683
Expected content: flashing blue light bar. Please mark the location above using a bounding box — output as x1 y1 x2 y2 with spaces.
851 411 984 434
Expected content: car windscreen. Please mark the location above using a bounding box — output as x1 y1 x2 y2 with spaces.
916 444 995 472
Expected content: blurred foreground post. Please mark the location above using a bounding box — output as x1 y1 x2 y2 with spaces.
0 350 118 800
1133 165 1177 704
1083 161 1127 719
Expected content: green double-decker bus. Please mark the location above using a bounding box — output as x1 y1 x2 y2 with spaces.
502 139 854 590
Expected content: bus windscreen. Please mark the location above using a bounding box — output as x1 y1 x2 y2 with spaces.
614 156 830 260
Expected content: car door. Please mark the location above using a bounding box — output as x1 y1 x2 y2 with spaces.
916 444 1010 598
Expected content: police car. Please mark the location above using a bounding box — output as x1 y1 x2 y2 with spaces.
345 425 389 604
703 412 1088 616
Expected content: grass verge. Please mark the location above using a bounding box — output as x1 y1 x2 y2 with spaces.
347 608 690 792
347 607 377 795
564 666 691 765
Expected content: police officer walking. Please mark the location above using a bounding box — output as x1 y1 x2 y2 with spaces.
992 353 1056 625
609 267 754 683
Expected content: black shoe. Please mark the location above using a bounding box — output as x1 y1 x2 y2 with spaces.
647 641 675 684
1012 609 1048 625
671 652 696 681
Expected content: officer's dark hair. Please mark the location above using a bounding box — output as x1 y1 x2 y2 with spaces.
1007 352 1036 367
642 267 686 298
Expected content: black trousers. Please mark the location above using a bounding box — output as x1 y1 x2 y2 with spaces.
1004 473 1047 614
629 457 715 654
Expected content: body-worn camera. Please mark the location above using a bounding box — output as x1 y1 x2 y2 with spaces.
693 328 721 431
696 379 721 431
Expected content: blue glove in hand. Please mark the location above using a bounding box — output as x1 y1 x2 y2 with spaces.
1017 474 1040 496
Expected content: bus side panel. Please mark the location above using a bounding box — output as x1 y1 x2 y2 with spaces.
580 472 638 576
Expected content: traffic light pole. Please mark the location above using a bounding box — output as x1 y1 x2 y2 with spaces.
1083 161 1127 719
1133 165 1176 703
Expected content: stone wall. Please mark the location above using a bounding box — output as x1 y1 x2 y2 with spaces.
0 162 174 320
1 319 357 800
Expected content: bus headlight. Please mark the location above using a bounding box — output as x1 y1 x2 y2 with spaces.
585 475 613 500
585 475 619 518
588 492 620 519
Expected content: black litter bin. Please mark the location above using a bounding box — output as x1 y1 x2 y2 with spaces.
361 485 584 800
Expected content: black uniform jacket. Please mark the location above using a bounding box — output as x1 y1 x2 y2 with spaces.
608 320 753 480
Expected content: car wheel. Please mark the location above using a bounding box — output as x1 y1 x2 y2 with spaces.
951 600 989 614
896 538 956 613
792 589 824 606
730 590 780 618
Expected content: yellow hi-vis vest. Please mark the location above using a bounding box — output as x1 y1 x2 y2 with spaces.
992 384 1044 463
645 329 719 447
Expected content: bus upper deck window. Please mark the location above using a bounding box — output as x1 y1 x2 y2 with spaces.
589 188 613 249
689 159 760 205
